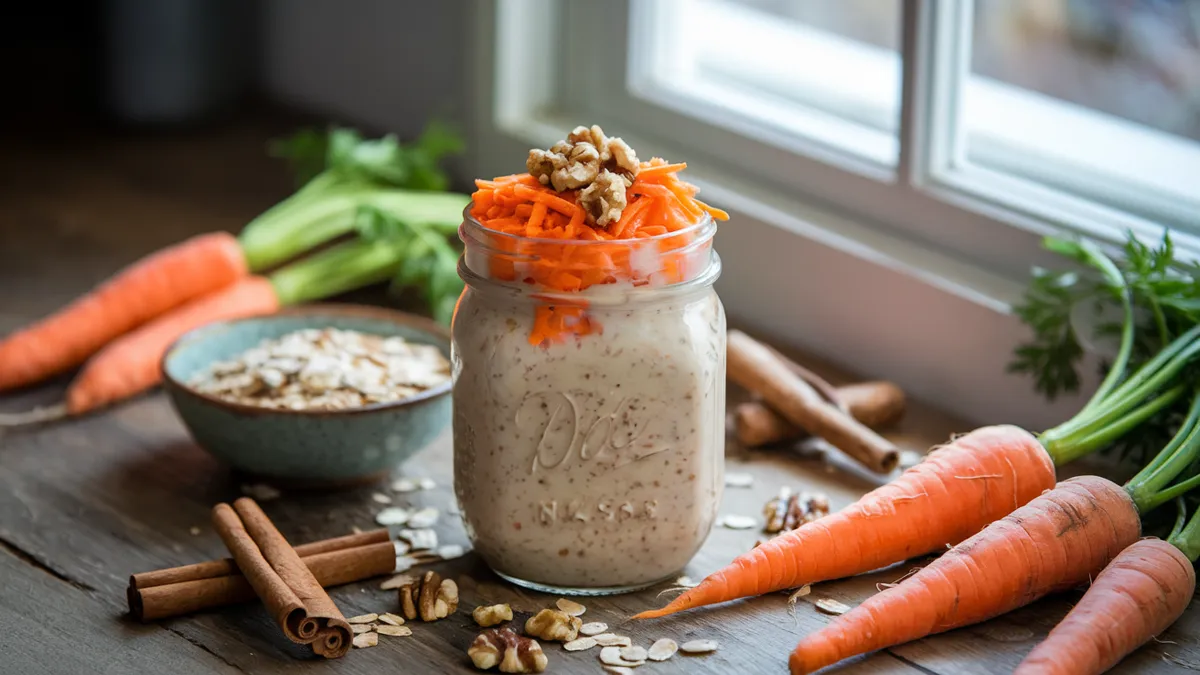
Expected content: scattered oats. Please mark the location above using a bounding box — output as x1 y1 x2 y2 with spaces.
352 632 378 649
347 613 379 624
393 556 417 573
599 646 642 667
391 477 418 492
406 507 439 529
437 544 466 560
393 540 412 556
593 634 632 647
377 624 413 637
563 637 598 652
787 585 812 605
579 622 608 636
378 613 405 626
351 525 364 535
899 449 924 469
351 624 374 634
815 598 851 615
620 646 647 663
418 477 437 490
680 639 718 654
375 507 410 526
602 668 635 675
555 598 586 616
240 483 281 501
371 492 392 504
675 575 699 588
648 638 677 661
188 526 201 536
380 573 416 590
399 528 438 551
720 514 757 530
724 472 755 487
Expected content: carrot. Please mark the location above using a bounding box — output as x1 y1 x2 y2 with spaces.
789 475 1143 675
65 277 280 415
1012 537 1194 675
0 232 247 393
634 425 1057 619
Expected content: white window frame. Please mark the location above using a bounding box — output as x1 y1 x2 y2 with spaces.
467 0 1199 429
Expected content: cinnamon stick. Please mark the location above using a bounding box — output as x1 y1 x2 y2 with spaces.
727 330 900 473
212 498 352 658
128 529 397 622
735 381 906 447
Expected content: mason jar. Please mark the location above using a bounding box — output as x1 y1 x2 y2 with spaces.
451 210 727 595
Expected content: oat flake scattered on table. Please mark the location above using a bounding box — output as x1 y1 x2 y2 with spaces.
189 328 450 410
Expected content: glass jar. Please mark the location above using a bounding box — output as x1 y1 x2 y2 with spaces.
451 211 727 595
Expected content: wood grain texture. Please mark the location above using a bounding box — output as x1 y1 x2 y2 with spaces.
0 110 1195 673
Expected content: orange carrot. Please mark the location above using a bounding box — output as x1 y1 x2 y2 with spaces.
0 232 247 393
1013 537 1194 675
788 475 1142 675
634 425 1056 619
65 277 279 415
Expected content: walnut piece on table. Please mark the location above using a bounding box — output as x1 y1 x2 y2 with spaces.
469 627 548 673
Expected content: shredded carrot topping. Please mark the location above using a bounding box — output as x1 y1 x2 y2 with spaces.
470 160 729 345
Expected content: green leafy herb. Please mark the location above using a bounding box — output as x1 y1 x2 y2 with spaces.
1011 230 1200 465
354 205 464 326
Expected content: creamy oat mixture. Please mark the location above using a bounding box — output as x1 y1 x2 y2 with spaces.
190 327 450 410
452 286 726 589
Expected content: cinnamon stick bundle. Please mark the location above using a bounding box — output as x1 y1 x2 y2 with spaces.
727 330 900 473
212 498 353 659
735 381 906 447
128 529 397 622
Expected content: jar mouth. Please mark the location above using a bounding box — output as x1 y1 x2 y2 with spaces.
459 204 716 250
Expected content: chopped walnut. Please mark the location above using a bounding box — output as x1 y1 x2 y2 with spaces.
524 608 582 642
763 488 831 534
579 170 628 228
473 603 514 627
526 125 640 225
469 628 548 673
397 571 458 622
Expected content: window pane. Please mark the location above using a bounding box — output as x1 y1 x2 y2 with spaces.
635 0 902 165
964 0 1200 227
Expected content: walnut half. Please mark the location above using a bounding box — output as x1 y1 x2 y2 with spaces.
469 627 548 673
473 603 514 627
524 608 582 642
397 570 459 622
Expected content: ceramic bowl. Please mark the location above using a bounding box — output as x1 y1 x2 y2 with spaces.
161 304 452 487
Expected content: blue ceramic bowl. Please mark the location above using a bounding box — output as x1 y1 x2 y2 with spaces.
161 304 452 487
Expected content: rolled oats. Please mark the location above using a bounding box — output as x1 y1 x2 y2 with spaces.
188 328 450 411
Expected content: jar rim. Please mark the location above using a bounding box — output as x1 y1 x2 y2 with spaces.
459 204 716 247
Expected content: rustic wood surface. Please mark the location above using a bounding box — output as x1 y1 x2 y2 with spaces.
1 112 1197 675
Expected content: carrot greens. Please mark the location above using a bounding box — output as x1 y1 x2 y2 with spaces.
1012 231 1200 465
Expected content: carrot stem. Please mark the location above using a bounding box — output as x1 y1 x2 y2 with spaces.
1169 496 1200 561
1053 386 1185 464
267 238 404 306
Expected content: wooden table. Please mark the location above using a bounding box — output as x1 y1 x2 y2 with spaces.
1 112 1196 675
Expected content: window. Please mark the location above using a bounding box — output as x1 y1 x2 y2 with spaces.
472 0 1200 426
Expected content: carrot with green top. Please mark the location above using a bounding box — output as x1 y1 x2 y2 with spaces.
3 201 467 422
637 235 1200 621
789 388 1200 674
0 123 467 395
